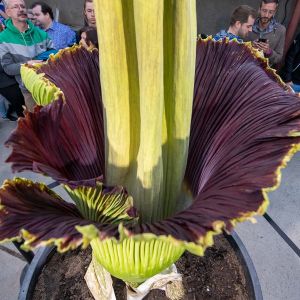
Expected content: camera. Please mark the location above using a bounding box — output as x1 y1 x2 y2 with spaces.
258 38 267 43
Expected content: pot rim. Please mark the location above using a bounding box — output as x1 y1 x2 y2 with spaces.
225 231 263 300
18 231 263 300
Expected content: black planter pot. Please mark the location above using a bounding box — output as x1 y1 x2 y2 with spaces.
224 231 263 300
18 231 263 300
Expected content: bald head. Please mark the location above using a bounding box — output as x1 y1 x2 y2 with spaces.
3 0 25 9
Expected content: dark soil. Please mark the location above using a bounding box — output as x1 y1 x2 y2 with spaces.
33 235 250 300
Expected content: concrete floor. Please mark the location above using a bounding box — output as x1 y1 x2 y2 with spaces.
0 118 299 300
235 152 300 300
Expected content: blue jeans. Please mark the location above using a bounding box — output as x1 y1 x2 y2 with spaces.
0 94 7 117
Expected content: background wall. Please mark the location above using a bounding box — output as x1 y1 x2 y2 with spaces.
25 0 299 37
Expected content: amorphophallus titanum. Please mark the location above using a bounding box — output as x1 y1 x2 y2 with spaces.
1 0 300 298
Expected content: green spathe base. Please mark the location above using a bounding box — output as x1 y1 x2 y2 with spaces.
90 237 184 283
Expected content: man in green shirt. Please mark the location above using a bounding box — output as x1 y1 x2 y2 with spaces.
0 0 53 110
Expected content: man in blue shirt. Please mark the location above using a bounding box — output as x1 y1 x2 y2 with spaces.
214 5 257 43
31 1 76 50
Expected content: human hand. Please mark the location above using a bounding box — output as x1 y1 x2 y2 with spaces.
252 40 259 49
27 60 43 65
257 41 269 52
284 82 294 93
255 40 272 56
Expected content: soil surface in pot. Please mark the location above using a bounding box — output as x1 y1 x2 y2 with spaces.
33 235 250 299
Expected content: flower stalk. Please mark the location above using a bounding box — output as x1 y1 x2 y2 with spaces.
94 0 197 222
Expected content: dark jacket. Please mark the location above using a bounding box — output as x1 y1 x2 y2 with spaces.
283 34 300 84
0 63 17 89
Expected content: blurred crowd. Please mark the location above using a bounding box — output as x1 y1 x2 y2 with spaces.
212 0 300 92
0 0 300 122
0 0 98 121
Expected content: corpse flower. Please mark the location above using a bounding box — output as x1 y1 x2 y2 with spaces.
1 1 300 298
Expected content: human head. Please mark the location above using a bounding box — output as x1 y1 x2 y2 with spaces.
79 26 98 49
86 28 98 49
230 5 257 39
259 0 278 26
30 1 53 30
27 8 35 23
84 0 96 27
4 0 27 24
79 26 89 48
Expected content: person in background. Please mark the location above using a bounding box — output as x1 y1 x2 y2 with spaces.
0 1 9 119
0 94 7 118
31 1 76 50
0 0 54 111
79 26 98 49
214 5 257 42
26 8 35 24
0 0 9 119
246 0 285 66
0 0 7 25
84 0 95 27
77 0 95 43
281 33 300 93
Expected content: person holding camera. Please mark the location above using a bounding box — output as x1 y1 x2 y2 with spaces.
246 0 286 66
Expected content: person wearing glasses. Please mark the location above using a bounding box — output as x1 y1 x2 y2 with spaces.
0 0 54 111
246 0 286 67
